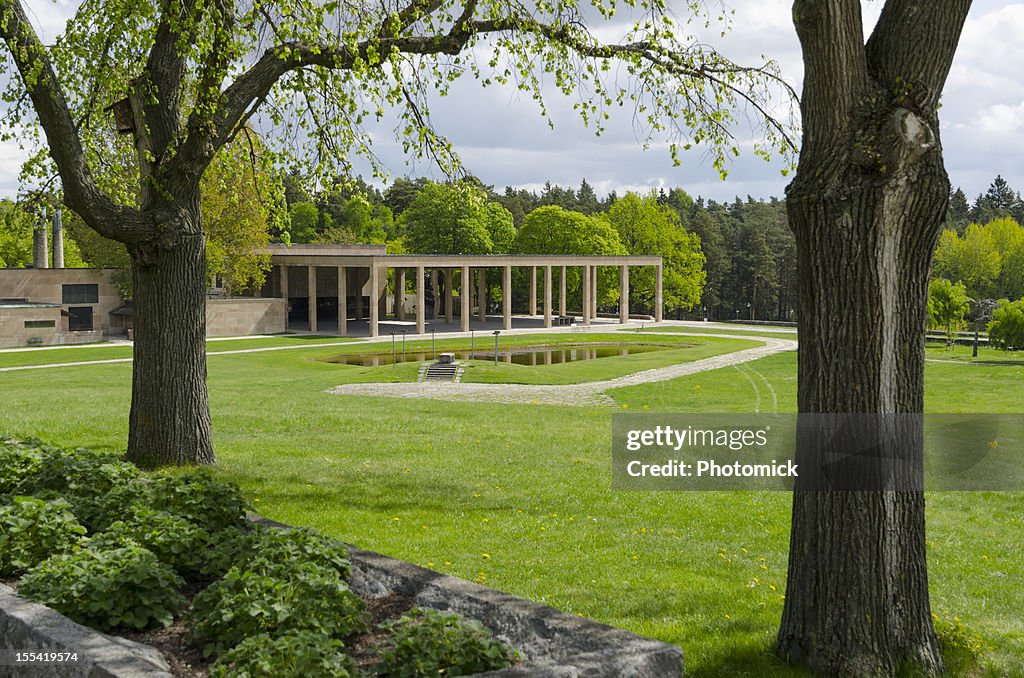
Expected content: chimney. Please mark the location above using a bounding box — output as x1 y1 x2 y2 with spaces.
32 208 49 269
52 208 64 269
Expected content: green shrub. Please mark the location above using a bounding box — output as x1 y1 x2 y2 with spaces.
188 561 368 657
204 524 351 580
209 631 361 678
94 507 213 580
375 608 517 678
0 438 48 495
144 471 249 532
13 444 142 531
0 497 86 575
18 542 185 631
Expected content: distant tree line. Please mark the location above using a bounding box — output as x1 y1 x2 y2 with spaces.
281 174 799 321
929 175 1024 349
5 169 1022 327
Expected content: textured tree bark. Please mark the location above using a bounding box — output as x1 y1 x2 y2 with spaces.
126 202 215 468
778 165 946 674
777 1 972 674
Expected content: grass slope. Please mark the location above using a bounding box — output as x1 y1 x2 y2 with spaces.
0 336 1019 676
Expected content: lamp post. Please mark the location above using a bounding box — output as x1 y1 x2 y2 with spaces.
470 329 475 360
391 332 396 366
431 328 436 360
401 329 407 362
492 330 501 365
747 302 752 321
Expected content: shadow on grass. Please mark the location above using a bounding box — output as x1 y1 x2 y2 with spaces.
688 643 812 678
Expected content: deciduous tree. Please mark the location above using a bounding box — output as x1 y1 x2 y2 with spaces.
779 1 972 674
607 192 705 314
927 278 969 345
2 0 787 466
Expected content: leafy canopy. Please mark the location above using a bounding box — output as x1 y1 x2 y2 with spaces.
607 191 705 311
0 0 794 243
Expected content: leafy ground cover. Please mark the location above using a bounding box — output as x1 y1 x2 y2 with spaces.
0 334 1019 676
0 439 518 677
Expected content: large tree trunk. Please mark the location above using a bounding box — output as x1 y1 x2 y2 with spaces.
126 204 215 468
776 106 948 675
776 2 972 673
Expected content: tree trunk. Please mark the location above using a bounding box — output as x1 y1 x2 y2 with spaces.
776 111 948 674
126 205 215 468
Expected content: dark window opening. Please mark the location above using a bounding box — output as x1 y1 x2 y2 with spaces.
24 320 56 329
62 284 99 304
68 307 94 332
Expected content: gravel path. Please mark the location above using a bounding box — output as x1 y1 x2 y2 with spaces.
327 334 797 406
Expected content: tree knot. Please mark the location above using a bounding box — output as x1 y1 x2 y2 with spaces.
892 108 936 159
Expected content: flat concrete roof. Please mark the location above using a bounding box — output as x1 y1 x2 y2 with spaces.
268 252 662 267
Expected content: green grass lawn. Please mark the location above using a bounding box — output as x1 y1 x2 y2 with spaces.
927 342 1024 365
0 337 1020 676
639 325 799 339
0 334 358 369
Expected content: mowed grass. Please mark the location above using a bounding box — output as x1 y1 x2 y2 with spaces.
0 337 1020 676
0 334 358 369
639 325 799 339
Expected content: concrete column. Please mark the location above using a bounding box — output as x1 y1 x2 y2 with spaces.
460 265 471 332
477 268 487 321
529 266 537 316
369 266 380 337
396 269 406 321
52 209 64 269
655 263 663 322
503 265 512 330
619 265 629 324
307 266 318 333
559 266 567 316
431 269 440 320
582 265 591 326
444 269 454 324
543 265 552 328
32 228 48 269
337 266 347 336
279 265 289 300
377 267 388 319
355 269 364 321
591 266 599 320
416 266 425 335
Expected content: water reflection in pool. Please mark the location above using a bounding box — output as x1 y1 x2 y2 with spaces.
326 342 667 366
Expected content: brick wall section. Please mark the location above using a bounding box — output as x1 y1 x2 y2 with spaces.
205 298 286 337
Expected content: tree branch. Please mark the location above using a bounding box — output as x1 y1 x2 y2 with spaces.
865 0 972 113
175 2 794 184
791 0 867 155
0 0 151 243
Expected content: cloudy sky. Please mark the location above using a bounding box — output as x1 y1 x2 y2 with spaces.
2 1 1022 203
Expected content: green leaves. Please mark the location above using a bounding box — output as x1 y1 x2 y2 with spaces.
187 561 368 657
209 631 360 678
375 607 517 677
402 181 511 255
18 541 185 632
0 496 86 575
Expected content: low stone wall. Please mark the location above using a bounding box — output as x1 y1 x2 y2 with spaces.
259 516 683 677
0 584 172 678
206 297 286 337
0 518 683 677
